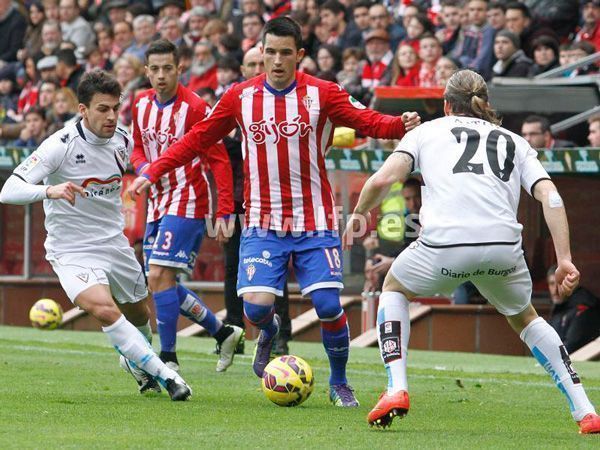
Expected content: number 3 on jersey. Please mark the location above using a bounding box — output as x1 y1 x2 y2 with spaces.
451 127 515 182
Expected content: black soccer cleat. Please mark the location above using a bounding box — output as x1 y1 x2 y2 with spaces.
165 376 192 401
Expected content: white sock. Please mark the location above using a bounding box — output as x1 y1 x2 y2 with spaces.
520 317 596 421
103 315 177 383
136 321 152 344
377 291 410 395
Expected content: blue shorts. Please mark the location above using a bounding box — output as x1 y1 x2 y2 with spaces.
237 228 344 297
143 215 205 275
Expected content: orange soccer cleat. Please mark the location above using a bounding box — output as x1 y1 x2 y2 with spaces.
367 390 410 429
578 413 600 434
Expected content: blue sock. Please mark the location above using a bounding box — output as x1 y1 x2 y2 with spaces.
177 284 222 336
152 286 180 353
312 288 349 386
243 302 278 339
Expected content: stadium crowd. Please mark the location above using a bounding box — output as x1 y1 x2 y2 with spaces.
0 0 598 144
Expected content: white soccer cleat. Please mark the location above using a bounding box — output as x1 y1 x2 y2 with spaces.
216 325 245 372
165 361 180 373
119 355 162 394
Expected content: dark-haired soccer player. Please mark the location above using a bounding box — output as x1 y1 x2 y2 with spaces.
0 70 191 401
129 17 420 407
131 39 243 373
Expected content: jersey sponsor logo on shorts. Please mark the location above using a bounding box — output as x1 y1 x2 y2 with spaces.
242 257 272 267
76 272 89 283
246 263 256 281
175 250 188 259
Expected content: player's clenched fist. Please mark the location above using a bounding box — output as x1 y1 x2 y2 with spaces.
128 176 152 199
401 112 421 131
46 182 86 206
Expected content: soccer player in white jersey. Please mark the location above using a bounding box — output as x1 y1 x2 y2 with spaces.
344 69 600 433
131 39 243 373
0 70 192 401
129 17 421 407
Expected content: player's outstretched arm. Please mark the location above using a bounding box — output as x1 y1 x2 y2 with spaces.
342 152 413 249
533 179 580 299
0 175 85 206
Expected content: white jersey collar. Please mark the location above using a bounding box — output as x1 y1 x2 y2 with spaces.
76 120 112 146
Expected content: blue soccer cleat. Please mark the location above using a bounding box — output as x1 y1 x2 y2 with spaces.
252 314 281 377
329 384 360 407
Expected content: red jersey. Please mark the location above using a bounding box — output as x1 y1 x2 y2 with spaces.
144 72 407 231
131 84 233 221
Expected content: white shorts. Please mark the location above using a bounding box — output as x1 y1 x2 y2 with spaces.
389 240 532 316
48 245 148 304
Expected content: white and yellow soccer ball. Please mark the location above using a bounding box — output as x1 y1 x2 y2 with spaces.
29 298 63 330
261 355 315 407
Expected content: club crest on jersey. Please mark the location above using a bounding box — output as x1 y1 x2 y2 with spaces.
302 95 313 111
248 115 312 144
246 263 256 281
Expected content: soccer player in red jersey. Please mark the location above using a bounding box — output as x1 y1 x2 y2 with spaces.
131 40 243 374
130 17 420 407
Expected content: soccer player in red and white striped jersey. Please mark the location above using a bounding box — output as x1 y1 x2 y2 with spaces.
130 19 420 407
131 40 243 374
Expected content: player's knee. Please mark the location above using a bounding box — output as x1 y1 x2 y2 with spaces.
147 265 176 292
310 288 342 320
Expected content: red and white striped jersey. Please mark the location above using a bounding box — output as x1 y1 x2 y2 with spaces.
131 84 233 222
144 72 407 231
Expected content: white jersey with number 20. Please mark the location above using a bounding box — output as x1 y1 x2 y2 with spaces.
396 116 550 247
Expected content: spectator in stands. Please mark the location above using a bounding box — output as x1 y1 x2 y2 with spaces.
97 28 120 65
403 13 434 53
241 12 264 52
400 3 421 36
505 2 558 59
184 6 210 47
453 0 496 80
184 41 218 91
521 115 574 149
113 54 144 126
290 10 319 60
363 178 422 293
231 0 263 39
22 2 47 61
486 1 506 31
0 68 17 116
435 55 461 87
587 116 600 147
0 0 27 65
37 55 58 82
59 0 94 52
17 56 39 117
317 44 341 75
13 107 47 147
436 0 463 55
369 3 405 52
417 34 442 87
492 30 533 78
337 47 367 102
559 43 572 67
103 0 129 26
160 16 184 47
389 43 420 87
196 86 216 107
362 29 394 93
576 0 600 51
215 56 241 99
158 0 185 19
528 36 560 77
113 21 134 58
43 0 59 22
350 0 371 46
55 48 83 92
45 86 77 135
319 0 360 49
547 264 600 353
203 18 228 49
38 79 58 109
35 20 62 61
568 41 598 77
125 15 156 63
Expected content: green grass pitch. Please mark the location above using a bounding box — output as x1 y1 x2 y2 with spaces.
0 326 599 449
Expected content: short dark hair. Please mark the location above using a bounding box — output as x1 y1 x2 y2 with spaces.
77 70 122 106
217 55 240 73
262 16 303 51
403 177 421 190
25 106 46 120
321 0 346 16
145 39 179 65
547 264 557 278
523 115 550 133
353 0 373 11
488 1 506 12
56 49 77 67
506 1 531 18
